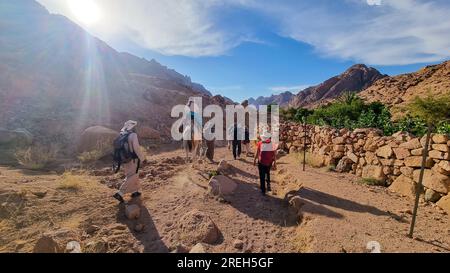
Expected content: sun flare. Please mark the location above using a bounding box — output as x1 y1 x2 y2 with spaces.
68 0 101 25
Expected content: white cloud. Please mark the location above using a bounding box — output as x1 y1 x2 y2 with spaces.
367 0 382 6
37 0 253 57
270 85 311 93
37 0 450 65
251 0 450 65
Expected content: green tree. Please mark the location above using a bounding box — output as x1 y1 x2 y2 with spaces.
407 94 450 238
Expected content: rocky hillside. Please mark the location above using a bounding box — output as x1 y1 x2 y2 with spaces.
359 61 450 109
0 0 218 153
247 64 386 108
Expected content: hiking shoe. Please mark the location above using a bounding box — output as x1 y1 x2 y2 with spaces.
131 192 142 198
267 186 272 192
113 193 125 203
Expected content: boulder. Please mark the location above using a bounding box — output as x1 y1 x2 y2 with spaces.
411 148 424 156
332 137 345 145
362 165 385 181
376 145 393 159
392 148 411 160
400 166 414 178
424 189 441 203
33 229 79 253
347 152 359 163
413 169 450 194
436 195 450 215
404 156 434 168
209 175 237 196
389 175 417 198
333 145 345 152
77 126 118 155
434 161 450 175
178 210 220 245
432 144 449 153
399 138 422 150
432 134 448 144
125 204 141 220
428 150 450 160
189 243 206 253
336 157 353 173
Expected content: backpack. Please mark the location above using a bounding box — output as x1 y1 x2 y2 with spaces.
112 132 140 174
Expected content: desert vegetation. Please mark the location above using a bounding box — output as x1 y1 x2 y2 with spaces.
281 92 450 136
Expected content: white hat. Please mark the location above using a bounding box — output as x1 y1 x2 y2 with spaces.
261 131 272 141
121 120 138 132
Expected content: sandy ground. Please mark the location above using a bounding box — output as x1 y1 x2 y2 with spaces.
0 145 449 253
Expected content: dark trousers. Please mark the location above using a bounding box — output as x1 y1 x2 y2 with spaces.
232 140 241 159
258 163 271 193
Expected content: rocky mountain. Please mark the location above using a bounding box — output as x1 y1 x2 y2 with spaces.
0 0 219 151
247 64 386 109
248 91 294 107
359 61 450 109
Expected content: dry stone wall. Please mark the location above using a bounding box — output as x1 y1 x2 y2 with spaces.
279 122 450 213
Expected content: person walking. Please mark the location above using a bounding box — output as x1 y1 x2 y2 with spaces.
113 120 146 203
243 126 251 156
254 131 277 196
232 122 242 160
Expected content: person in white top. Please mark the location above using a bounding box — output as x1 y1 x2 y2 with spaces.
113 120 146 203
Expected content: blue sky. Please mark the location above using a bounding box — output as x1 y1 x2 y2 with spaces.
38 0 450 102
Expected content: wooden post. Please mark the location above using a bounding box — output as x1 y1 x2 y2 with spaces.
408 125 432 238
303 120 307 172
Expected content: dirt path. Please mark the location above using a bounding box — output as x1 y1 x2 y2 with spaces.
1 146 449 253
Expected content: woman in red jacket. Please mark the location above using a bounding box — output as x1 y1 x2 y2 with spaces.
254 131 277 196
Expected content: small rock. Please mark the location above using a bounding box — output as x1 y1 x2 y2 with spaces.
32 190 47 198
85 225 100 235
66 241 82 253
424 189 441 203
233 239 244 250
189 243 206 253
125 204 141 220
171 244 189 253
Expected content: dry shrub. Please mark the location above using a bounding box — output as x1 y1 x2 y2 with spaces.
57 172 92 191
15 144 59 170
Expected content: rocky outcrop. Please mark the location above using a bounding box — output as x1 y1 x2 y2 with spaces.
280 122 450 208
359 61 450 111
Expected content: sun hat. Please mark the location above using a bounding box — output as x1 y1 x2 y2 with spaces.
261 131 272 141
121 120 138 132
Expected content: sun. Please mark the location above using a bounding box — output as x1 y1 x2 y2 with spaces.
68 0 101 26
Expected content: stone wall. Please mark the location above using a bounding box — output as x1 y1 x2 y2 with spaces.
279 122 450 213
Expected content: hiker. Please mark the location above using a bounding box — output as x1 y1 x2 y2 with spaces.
231 122 243 160
113 120 145 203
254 131 277 196
203 123 216 163
243 126 251 156
182 100 203 163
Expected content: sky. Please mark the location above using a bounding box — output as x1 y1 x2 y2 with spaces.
37 0 450 102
